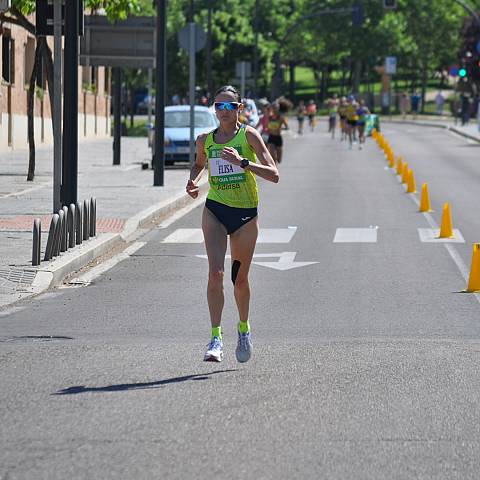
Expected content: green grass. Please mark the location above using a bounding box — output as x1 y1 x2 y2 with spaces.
112 118 149 137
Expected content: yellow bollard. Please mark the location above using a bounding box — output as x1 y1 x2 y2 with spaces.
401 162 409 183
419 183 432 212
438 203 454 238
406 169 416 193
396 157 403 175
466 244 480 292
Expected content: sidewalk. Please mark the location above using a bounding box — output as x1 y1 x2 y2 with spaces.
0 137 205 309
381 114 480 143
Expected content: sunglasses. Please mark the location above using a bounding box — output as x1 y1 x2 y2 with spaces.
214 102 240 111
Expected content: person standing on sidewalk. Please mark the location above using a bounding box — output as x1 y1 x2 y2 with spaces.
186 85 279 363
399 92 410 119
435 91 445 115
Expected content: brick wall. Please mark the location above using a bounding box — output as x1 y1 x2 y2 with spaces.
0 21 111 151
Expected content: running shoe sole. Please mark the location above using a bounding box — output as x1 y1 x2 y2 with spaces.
204 352 223 362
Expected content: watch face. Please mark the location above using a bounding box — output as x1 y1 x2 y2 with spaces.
241 159 249 168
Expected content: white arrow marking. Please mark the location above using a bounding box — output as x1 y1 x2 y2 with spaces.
196 252 318 271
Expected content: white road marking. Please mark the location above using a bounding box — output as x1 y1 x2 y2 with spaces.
0 182 51 199
68 242 146 286
162 227 298 243
196 252 318 271
333 227 378 243
417 229 465 243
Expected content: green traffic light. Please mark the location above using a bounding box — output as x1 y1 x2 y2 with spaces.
459 68 467 77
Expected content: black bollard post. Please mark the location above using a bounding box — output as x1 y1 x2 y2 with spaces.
61 206 69 252
76 201 83 245
68 204 76 248
32 219 41 266
44 214 59 261
83 199 90 240
90 197 96 237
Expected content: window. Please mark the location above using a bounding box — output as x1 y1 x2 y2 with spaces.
24 37 35 87
2 32 14 84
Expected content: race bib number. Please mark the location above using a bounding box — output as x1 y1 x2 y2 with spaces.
209 148 246 185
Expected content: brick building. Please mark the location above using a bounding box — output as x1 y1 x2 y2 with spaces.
0 21 111 152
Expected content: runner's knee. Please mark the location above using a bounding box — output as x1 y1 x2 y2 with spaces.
208 268 224 286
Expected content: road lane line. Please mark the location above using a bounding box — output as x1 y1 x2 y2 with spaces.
162 227 298 244
333 227 378 243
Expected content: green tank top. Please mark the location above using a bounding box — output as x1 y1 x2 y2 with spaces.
205 125 258 209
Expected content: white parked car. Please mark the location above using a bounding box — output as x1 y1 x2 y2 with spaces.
149 105 219 165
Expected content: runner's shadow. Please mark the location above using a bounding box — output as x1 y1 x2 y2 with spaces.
53 369 237 395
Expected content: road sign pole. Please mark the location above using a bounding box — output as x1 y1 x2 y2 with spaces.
189 22 196 168
153 0 166 186
53 0 62 213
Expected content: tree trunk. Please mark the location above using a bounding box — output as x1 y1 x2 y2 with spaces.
352 59 362 95
420 59 428 113
129 85 135 128
27 41 42 182
39 38 54 124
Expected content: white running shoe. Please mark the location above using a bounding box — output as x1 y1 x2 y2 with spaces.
235 331 252 363
204 337 223 362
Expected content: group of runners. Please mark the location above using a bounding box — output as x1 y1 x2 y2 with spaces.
325 95 370 149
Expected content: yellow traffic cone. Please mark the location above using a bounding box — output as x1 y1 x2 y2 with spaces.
419 183 432 212
438 203 454 238
406 169 416 193
466 244 480 292
401 162 409 183
396 157 403 175
388 152 395 168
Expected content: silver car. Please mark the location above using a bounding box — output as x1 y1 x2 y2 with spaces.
149 105 219 165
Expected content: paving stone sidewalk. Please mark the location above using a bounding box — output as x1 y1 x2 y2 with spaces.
0 137 196 308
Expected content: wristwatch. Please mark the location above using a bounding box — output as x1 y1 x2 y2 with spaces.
240 158 250 169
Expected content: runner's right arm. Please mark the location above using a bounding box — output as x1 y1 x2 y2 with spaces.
186 133 207 199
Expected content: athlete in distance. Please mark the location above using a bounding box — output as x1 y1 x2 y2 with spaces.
186 85 279 363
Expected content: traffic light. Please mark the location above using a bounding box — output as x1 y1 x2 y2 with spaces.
459 67 467 78
383 0 397 8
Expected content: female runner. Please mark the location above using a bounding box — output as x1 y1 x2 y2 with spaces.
186 85 279 363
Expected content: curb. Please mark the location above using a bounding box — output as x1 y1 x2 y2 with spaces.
27 179 209 300
381 118 480 144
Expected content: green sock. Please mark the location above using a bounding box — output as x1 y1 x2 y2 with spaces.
238 320 250 333
211 326 222 340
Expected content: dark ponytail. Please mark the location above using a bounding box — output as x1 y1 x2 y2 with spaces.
214 85 241 102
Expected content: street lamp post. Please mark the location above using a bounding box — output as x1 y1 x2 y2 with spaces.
62 0 79 206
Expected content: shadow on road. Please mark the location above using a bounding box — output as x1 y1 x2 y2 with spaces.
53 369 237 395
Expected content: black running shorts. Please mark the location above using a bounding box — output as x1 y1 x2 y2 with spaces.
205 198 258 235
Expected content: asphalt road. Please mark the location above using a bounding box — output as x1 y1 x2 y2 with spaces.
1 122 480 479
